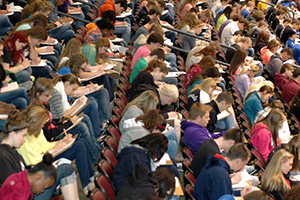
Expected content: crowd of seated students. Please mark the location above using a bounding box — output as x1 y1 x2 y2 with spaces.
2 0 300 199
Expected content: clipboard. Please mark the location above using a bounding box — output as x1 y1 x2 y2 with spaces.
174 177 184 196
51 134 78 157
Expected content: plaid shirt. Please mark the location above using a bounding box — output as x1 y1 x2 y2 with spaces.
254 107 271 124
84 29 102 44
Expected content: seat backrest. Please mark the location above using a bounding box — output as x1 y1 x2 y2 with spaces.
109 115 120 128
102 147 118 168
112 106 122 118
105 135 118 153
251 146 266 168
183 147 194 160
183 158 193 173
121 71 130 80
181 110 190 119
116 91 128 104
95 174 116 200
107 125 121 142
185 184 195 200
114 98 126 111
184 171 196 187
98 159 114 180
118 83 128 94
90 188 108 200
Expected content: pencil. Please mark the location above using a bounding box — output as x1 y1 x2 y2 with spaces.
89 81 94 86
63 129 68 137
64 115 72 120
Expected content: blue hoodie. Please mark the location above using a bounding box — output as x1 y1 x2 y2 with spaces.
194 154 233 200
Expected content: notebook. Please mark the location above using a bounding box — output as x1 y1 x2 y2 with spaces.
51 134 78 157
68 96 90 117
81 85 104 96
53 113 84 141
0 82 19 93
156 153 173 166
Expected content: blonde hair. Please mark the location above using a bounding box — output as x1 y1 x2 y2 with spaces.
95 38 110 64
189 102 212 120
158 84 179 102
20 102 49 137
261 149 294 193
123 90 159 115
244 80 275 100
190 77 216 98
56 38 82 69
178 12 200 30
238 63 260 76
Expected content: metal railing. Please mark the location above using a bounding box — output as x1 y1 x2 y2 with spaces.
162 25 236 51
57 11 91 24
73 0 99 18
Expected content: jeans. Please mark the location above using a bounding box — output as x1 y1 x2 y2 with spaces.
114 23 131 46
71 12 87 29
164 128 179 159
82 75 114 101
31 65 52 78
83 97 101 138
48 23 75 44
34 164 75 200
0 88 29 110
216 115 236 130
0 15 13 36
40 51 59 66
86 88 112 125
162 77 178 87
68 114 101 164
166 4 175 20
54 43 63 55
55 139 95 188
15 67 32 83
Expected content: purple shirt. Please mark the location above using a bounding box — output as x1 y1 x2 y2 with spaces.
234 73 250 99
58 0 69 13
181 120 223 153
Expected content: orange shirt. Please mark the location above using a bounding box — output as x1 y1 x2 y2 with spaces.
99 0 115 17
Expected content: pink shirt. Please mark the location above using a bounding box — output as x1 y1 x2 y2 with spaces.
131 45 151 69
180 4 193 19
251 123 280 162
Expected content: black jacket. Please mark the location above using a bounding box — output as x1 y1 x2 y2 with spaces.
0 144 24 186
116 163 157 200
205 100 225 133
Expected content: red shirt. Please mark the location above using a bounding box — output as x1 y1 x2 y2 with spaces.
0 171 32 200
99 0 115 17
282 79 300 103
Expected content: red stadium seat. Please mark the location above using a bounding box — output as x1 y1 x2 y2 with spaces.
98 159 114 180
95 174 116 200
102 147 118 168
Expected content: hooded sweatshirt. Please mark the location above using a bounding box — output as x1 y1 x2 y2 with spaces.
118 106 149 153
194 154 232 200
251 123 277 162
267 53 283 78
116 163 157 200
260 47 273 65
113 146 152 192
274 73 289 91
181 120 222 154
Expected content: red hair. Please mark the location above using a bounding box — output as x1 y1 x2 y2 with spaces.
3 31 28 64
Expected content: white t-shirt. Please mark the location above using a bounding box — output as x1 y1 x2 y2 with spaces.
221 21 239 46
